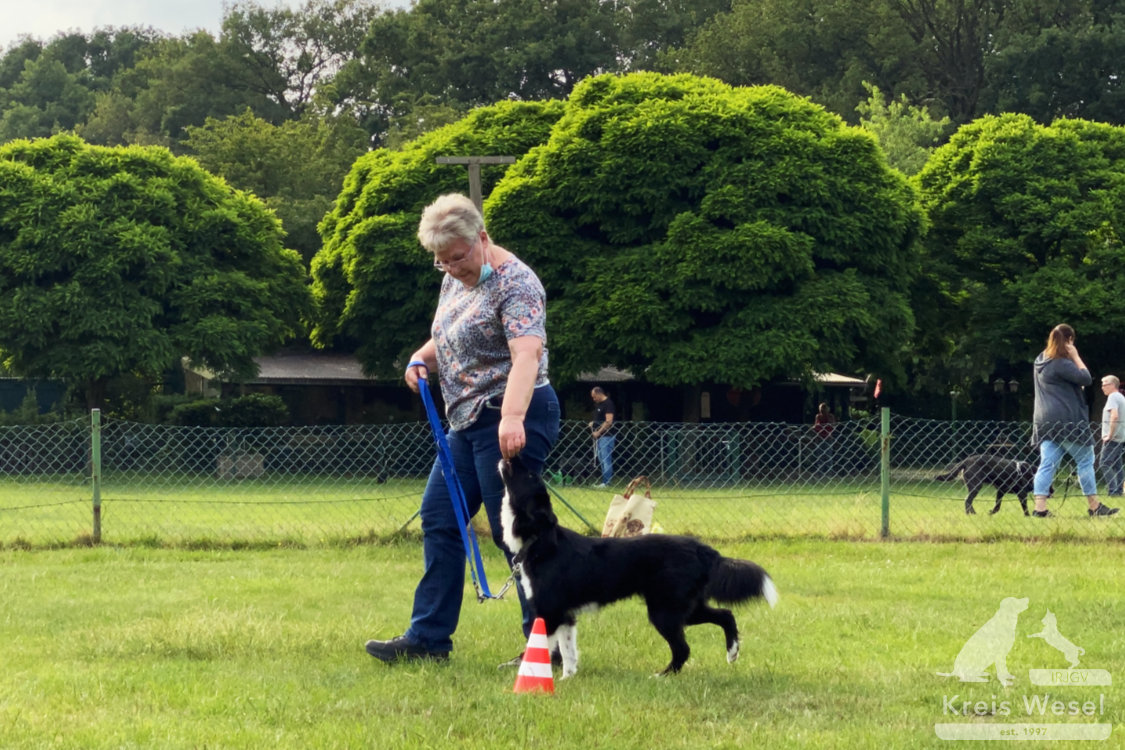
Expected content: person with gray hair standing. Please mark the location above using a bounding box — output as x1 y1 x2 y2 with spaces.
365 193 560 665
1099 374 1125 499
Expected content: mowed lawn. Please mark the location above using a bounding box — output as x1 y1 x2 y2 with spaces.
4 474 1124 547
1 539 1122 749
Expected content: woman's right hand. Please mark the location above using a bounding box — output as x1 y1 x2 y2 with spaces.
404 342 436 393
404 361 428 393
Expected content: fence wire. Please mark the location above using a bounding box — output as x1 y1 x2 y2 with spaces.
1 413 1121 548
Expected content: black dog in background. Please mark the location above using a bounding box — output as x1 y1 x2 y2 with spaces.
499 455 777 678
935 454 1037 515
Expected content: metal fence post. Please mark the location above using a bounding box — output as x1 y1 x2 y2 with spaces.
91 408 102 543
880 407 890 538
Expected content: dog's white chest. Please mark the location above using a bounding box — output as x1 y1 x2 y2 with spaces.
500 487 520 555
500 485 535 600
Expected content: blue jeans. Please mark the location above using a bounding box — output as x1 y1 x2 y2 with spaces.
1034 439 1097 497
405 385 560 652
596 435 615 484
1099 440 1124 496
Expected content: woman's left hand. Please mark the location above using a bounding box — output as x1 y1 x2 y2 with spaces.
498 415 526 459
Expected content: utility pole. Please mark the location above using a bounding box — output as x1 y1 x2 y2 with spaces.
435 156 516 211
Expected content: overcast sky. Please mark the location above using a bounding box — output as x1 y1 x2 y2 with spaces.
1 0 410 51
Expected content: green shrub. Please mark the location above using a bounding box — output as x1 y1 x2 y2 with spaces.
216 394 289 427
167 400 222 427
167 394 289 427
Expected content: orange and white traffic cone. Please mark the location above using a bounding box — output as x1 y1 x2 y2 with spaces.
512 617 554 694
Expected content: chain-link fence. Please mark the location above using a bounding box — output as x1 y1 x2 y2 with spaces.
1 409 1121 548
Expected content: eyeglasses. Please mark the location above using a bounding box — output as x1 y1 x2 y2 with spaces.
433 237 480 272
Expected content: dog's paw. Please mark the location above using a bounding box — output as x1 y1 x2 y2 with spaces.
727 639 740 664
965 507 976 515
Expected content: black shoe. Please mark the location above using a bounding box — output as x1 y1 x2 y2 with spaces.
1032 509 1053 518
365 635 449 663
1089 504 1120 517
497 648 563 669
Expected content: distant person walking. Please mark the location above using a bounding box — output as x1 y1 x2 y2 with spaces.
813 402 837 475
1099 374 1125 498
590 386 616 487
1030 324 1118 518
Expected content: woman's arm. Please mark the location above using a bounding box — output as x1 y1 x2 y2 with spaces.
498 335 543 459
1061 343 1093 385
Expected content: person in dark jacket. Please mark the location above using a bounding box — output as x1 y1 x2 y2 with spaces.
1031 324 1119 518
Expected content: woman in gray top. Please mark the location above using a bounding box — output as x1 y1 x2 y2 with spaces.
1031 324 1119 517
365 193 561 665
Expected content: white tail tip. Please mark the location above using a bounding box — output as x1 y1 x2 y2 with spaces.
762 576 779 608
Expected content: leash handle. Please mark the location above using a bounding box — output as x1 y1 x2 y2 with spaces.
411 363 496 600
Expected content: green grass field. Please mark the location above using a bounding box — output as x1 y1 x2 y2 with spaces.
1 538 1121 749
3 473 1123 548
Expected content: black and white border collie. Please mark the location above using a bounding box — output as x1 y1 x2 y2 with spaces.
499 455 778 678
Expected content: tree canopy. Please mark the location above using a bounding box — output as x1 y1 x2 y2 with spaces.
913 113 1125 389
856 82 952 176
7 0 1125 413
485 72 924 388
328 0 732 140
182 109 368 264
0 134 311 408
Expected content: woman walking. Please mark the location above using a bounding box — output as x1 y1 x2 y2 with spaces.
365 193 561 663
1030 324 1119 518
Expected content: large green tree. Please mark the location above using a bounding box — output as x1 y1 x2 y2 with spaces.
486 72 924 388
221 0 384 118
0 135 311 408
330 0 730 142
856 82 952 175
675 0 925 122
80 31 289 148
311 100 566 374
980 0 1125 124
0 29 158 144
182 109 368 264
891 0 1007 123
913 113 1125 391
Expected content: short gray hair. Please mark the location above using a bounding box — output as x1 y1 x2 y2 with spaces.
1103 374 1120 387
417 194 484 253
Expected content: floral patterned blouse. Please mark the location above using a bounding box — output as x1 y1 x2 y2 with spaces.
432 257 549 430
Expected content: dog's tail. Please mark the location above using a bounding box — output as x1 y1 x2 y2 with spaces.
706 558 778 608
935 457 970 482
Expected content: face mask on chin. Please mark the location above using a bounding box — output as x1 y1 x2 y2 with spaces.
474 237 494 286
475 262 493 286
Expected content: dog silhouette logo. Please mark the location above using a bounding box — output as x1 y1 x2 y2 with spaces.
1028 610 1085 669
937 596 1028 686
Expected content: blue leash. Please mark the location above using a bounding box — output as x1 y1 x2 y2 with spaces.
410 362 498 601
